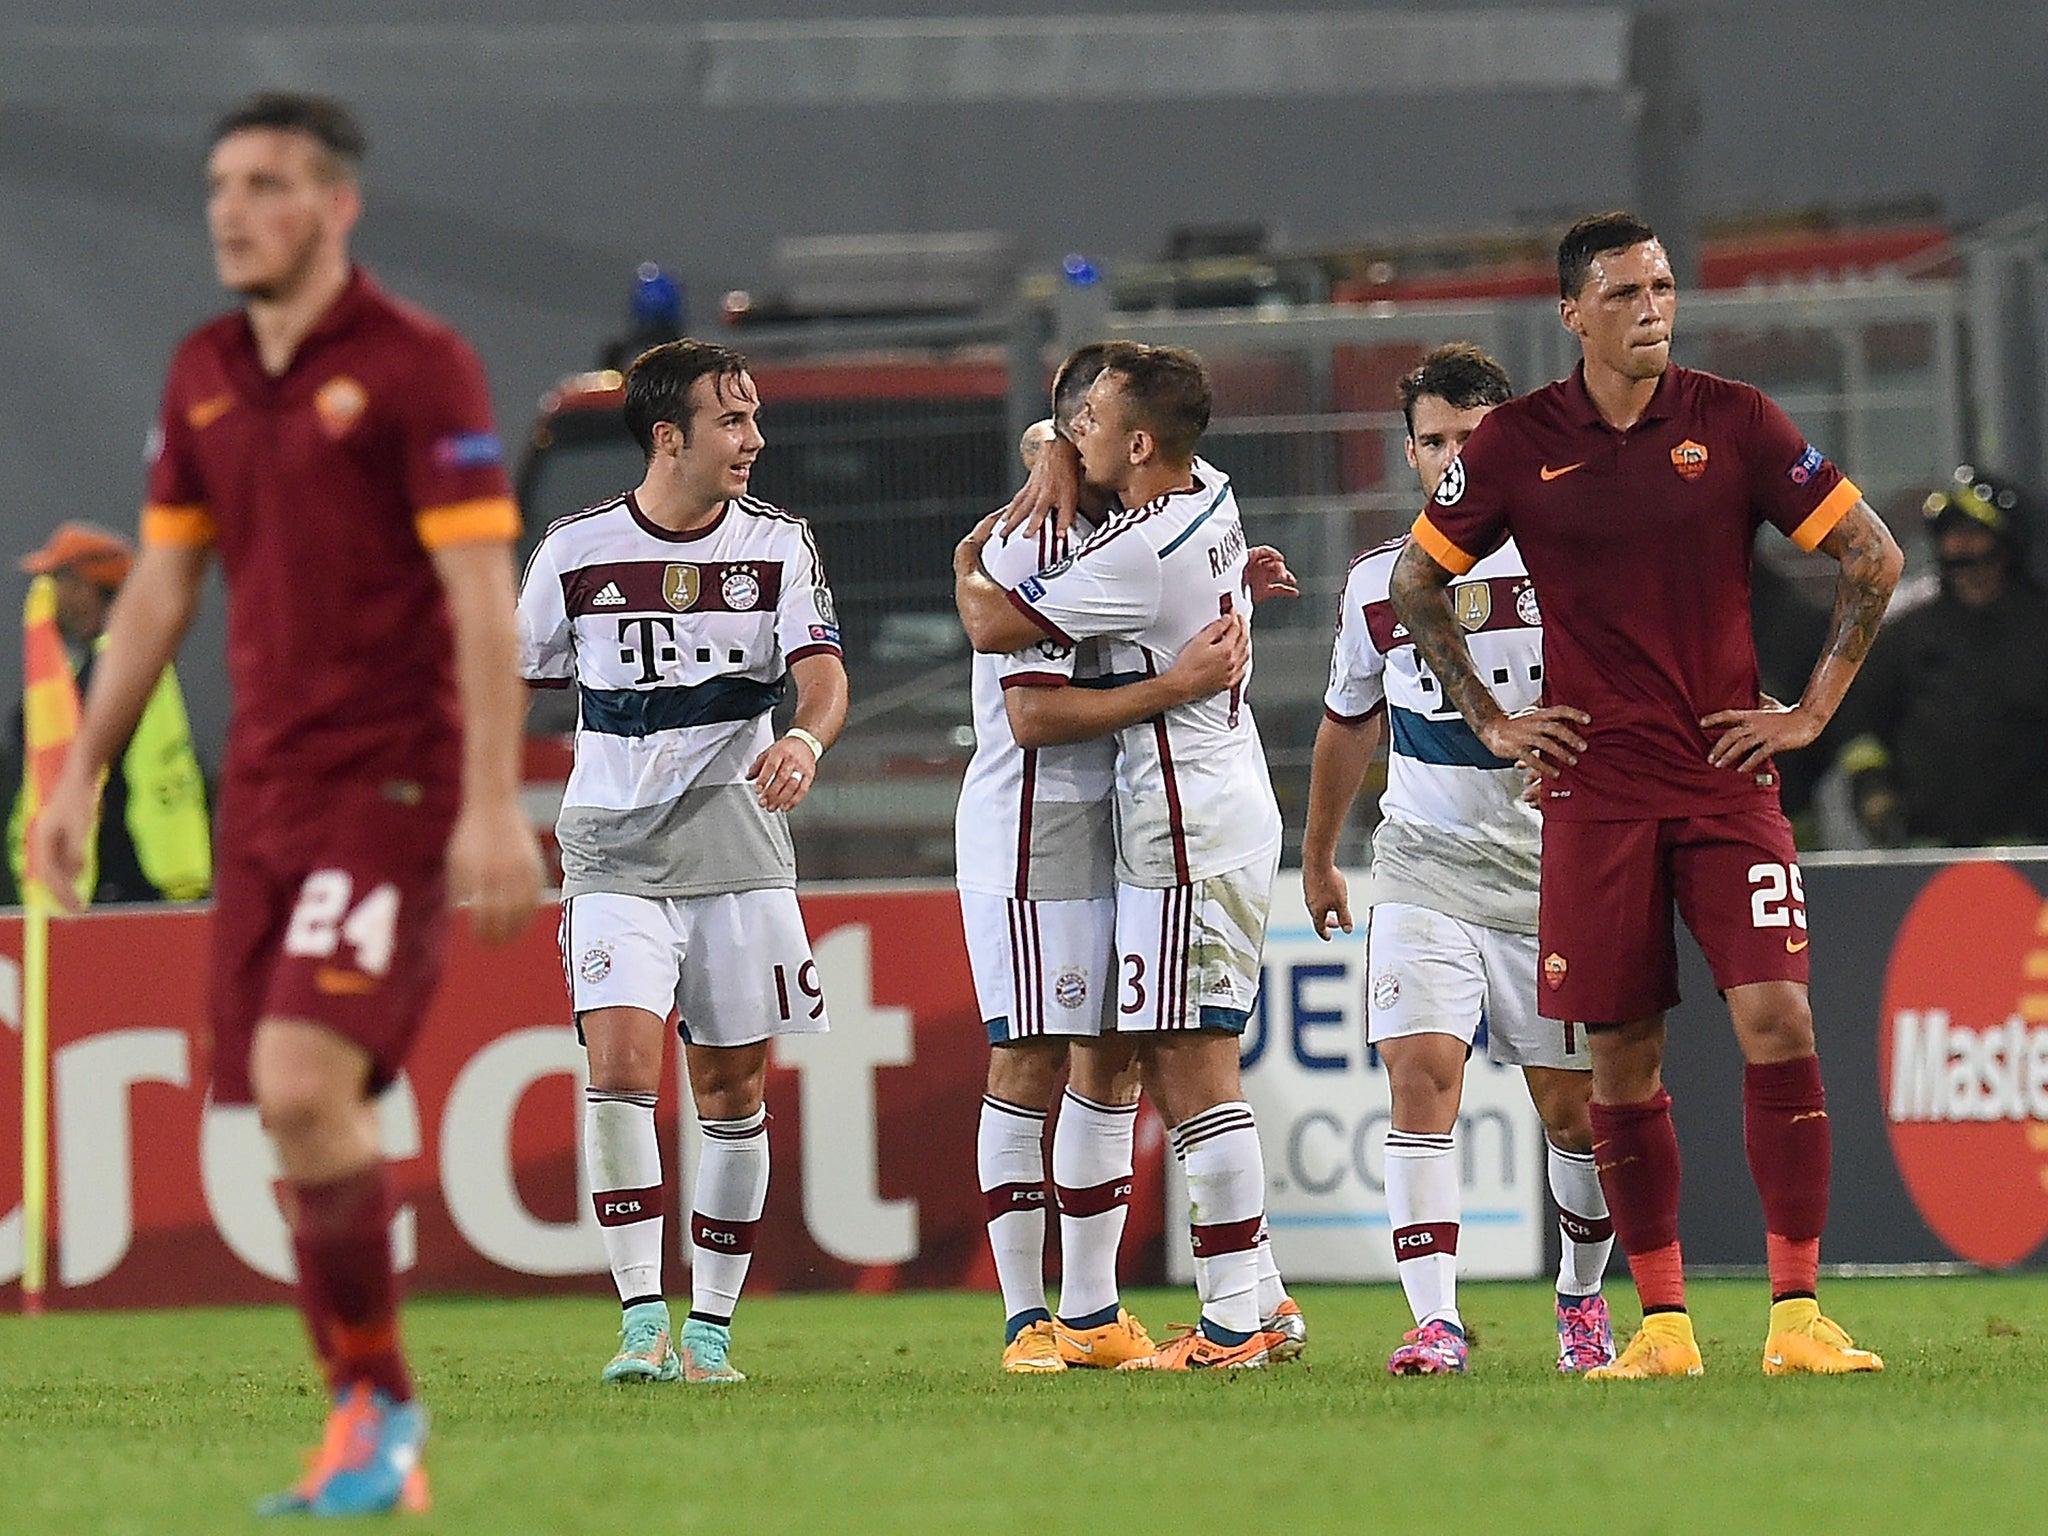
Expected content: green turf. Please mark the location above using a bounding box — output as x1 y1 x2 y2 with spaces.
3 1278 2045 1533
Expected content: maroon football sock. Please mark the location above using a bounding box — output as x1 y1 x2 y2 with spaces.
291 1166 414 1403
1743 1055 1830 1300
1589 1089 1686 1312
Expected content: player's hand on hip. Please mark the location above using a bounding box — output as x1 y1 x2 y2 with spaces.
1478 704 1590 780
26 767 99 913
1246 545 1299 603
996 435 1081 540
1166 615 1249 702
446 799 543 946
1701 697 1820 772
1302 863 1352 940
749 734 819 812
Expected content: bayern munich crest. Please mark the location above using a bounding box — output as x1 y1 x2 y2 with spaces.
579 947 613 984
1053 968 1088 1010
1515 581 1541 626
1371 971 1400 1010
722 568 762 611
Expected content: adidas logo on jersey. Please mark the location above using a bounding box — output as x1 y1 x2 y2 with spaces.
590 581 627 607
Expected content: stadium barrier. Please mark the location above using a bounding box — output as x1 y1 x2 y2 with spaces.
4 853 2043 1307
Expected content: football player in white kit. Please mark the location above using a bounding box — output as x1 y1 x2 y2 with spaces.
957 342 1296 1370
517 340 848 1386
1301 343 1616 1375
958 344 1255 1372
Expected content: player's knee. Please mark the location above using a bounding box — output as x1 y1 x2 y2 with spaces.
255 1072 348 1149
986 1042 1063 1106
1729 984 1814 1062
1066 1040 1141 1105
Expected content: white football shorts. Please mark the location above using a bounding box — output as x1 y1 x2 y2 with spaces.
561 888 830 1047
1111 846 1279 1035
959 892 1115 1044
1364 900 1588 1070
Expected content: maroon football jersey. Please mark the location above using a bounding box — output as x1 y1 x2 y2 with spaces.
144 269 518 789
1414 364 1860 821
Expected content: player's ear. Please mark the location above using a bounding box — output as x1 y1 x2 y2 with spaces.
1128 428 1153 467
1559 295 1583 338
1403 436 1419 472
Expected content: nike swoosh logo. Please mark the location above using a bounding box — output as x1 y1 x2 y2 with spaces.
186 393 235 431
1786 935 1809 953
1764 1353 1785 1368
1540 462 1585 481
1061 1335 1096 1354
1790 1110 1828 1124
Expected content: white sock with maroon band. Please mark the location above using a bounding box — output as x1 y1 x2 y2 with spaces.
1173 1102 1265 1340
1548 1140 1614 1296
584 1087 664 1305
1253 1219 1289 1319
1052 1090 1137 1327
689 1107 769 1324
979 1095 1051 1336
1385 1130 1460 1328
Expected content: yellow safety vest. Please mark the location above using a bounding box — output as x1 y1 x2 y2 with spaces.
8 644 212 903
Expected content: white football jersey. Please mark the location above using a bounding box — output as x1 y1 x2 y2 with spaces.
1011 461 1282 888
1326 534 1542 932
955 513 1117 901
517 492 840 899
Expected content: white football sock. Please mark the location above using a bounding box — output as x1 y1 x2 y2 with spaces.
1385 1129 1460 1328
1173 1101 1265 1338
689 1106 769 1323
1254 1219 1288 1319
1548 1139 1613 1297
979 1094 1050 1326
1052 1090 1137 1324
585 1087 664 1304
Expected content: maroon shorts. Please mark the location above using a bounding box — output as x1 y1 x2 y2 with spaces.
1537 807 1808 1024
208 775 456 1104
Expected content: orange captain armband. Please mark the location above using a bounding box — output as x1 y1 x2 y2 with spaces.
141 503 216 548
1789 479 1861 552
415 497 520 550
1409 512 1479 576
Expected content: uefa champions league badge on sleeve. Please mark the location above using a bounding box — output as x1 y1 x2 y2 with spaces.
1433 457 1466 505
1788 443 1825 485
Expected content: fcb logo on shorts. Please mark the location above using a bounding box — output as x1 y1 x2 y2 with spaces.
721 567 762 611
1053 968 1088 1010
1454 581 1492 632
1670 439 1710 482
1543 952 1568 991
313 375 368 438
663 564 700 611
579 946 613 984
1371 971 1400 1010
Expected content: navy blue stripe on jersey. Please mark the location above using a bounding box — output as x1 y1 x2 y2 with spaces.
1072 670 1148 690
1388 705 1514 769
1155 483 1233 557
580 675 787 737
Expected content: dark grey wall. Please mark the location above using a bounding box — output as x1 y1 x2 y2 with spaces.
3 1 2044 763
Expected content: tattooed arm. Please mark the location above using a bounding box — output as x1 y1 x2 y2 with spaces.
1703 501 1904 771
1388 540 1589 777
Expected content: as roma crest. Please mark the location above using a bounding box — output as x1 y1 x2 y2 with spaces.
1670 439 1709 482
313 375 367 438
1543 952 1568 991
663 564 701 611
1453 581 1492 632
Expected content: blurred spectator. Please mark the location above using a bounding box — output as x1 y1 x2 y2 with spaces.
1833 468 2048 846
0 522 213 904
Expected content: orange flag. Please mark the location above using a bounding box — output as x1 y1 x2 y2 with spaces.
20 574 91 906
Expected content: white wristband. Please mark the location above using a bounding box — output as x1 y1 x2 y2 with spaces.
784 727 825 763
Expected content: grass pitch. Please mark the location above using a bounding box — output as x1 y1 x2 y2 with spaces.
4 1277 2045 1534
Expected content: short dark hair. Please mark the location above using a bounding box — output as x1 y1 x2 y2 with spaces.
1096 341 1211 463
622 339 753 461
1558 210 1660 299
1051 343 1112 439
211 92 365 180
1399 343 1513 436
